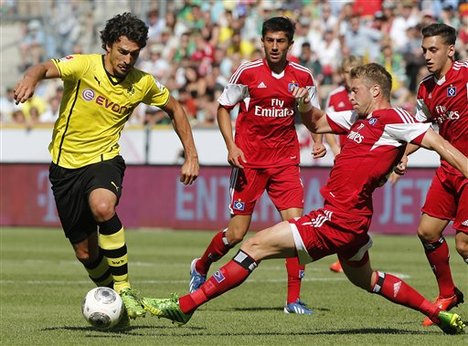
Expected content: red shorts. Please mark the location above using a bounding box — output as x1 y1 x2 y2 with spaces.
229 165 304 215
422 165 468 233
288 208 372 265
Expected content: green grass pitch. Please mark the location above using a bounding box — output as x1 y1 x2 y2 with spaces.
1 227 466 345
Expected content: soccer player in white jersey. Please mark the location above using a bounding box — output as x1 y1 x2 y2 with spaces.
13 13 199 326
188 16 326 315
396 23 466 327
143 63 467 334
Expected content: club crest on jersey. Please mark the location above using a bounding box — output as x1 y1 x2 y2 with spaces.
447 86 456 97
288 81 299 92
213 270 225 283
233 200 245 211
368 118 377 126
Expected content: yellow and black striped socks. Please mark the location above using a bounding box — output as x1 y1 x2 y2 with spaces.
98 214 130 293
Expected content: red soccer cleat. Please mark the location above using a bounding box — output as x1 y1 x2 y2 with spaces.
329 260 343 273
422 287 464 326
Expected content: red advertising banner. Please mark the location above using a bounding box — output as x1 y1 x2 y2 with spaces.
0 164 452 235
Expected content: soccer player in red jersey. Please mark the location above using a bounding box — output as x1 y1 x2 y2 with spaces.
324 56 363 274
398 23 467 327
143 63 467 334
188 17 326 315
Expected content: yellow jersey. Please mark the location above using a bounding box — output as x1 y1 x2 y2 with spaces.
50 54 169 168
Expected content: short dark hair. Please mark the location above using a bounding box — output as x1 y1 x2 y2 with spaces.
422 23 456 46
262 17 295 42
351 63 392 101
100 12 149 50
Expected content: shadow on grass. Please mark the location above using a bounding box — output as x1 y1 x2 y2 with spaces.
41 325 447 337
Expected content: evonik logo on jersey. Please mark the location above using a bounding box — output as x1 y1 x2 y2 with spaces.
82 88 130 114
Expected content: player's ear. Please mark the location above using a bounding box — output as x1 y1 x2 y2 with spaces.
371 85 379 97
448 44 455 59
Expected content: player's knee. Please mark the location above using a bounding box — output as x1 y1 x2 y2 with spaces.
75 247 93 264
241 237 262 259
417 226 440 242
226 228 246 245
455 236 468 261
90 200 115 221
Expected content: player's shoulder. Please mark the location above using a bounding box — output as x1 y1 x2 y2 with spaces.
451 60 468 79
236 59 264 73
289 61 314 78
53 53 99 65
373 107 416 124
453 60 468 71
229 59 264 82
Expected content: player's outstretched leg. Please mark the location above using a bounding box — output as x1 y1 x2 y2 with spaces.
142 293 193 325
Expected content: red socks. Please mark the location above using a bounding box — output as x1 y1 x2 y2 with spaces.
196 230 231 275
372 271 440 321
285 257 305 303
180 250 257 314
422 237 455 298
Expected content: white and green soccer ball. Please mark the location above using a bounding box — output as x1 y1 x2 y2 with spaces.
81 287 124 329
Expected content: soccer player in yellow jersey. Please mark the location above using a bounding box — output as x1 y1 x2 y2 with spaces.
14 13 199 324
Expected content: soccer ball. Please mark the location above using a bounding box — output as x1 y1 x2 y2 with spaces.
81 287 124 329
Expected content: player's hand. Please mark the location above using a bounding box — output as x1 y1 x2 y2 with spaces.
13 78 36 104
312 142 327 159
393 156 408 176
180 157 199 185
227 145 246 168
291 86 312 112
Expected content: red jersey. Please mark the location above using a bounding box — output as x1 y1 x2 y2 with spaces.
322 108 430 217
325 85 353 146
218 58 319 168
416 61 468 171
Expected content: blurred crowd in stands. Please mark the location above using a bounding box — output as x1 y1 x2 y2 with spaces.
1 0 467 130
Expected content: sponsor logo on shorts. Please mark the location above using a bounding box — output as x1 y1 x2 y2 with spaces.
213 270 225 283
233 200 245 211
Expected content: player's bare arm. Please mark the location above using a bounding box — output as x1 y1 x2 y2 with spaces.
420 128 468 178
162 95 199 185
14 60 60 104
311 133 327 159
217 105 246 168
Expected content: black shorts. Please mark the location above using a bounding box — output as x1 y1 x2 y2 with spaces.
49 155 126 244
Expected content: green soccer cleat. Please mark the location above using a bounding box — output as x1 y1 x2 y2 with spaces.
119 288 146 319
142 293 193 325
435 311 465 335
